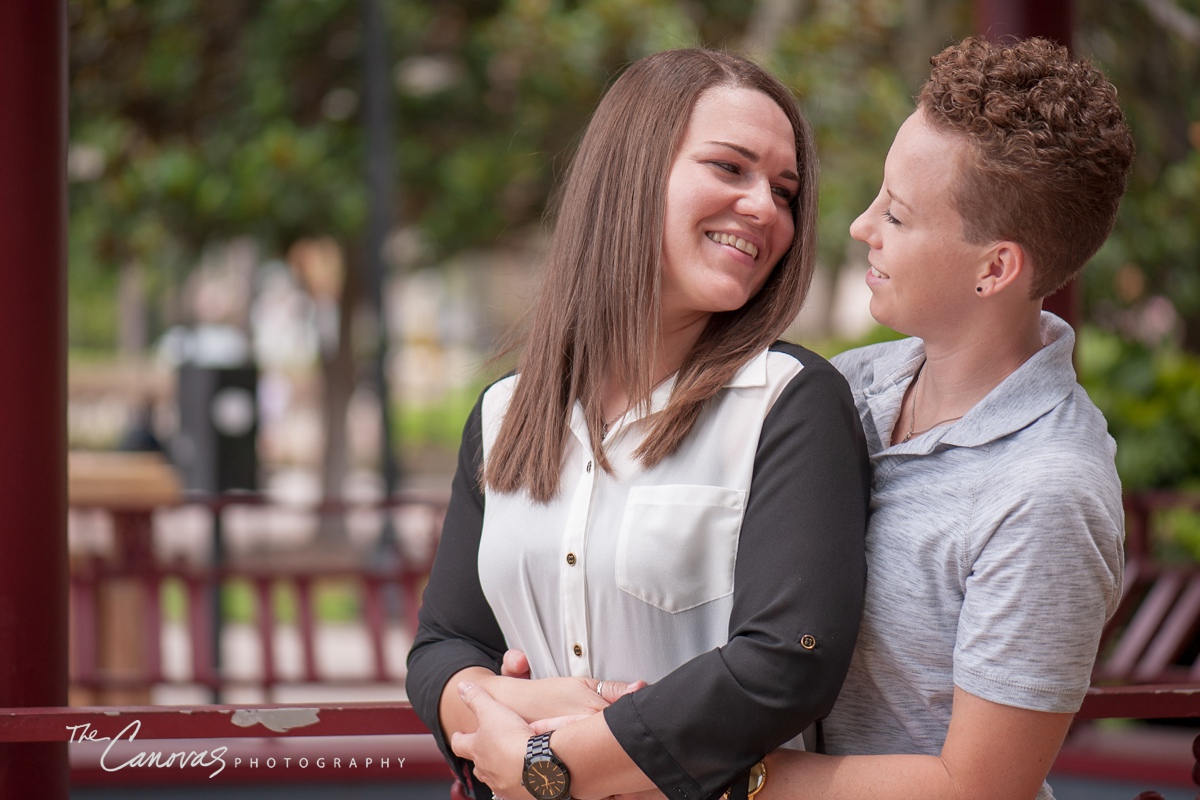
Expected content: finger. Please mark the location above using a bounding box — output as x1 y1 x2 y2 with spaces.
598 679 647 703
457 680 503 722
502 649 531 680
459 680 534 737
449 730 475 761
530 714 590 734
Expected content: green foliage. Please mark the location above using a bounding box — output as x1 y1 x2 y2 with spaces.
1077 327 1200 562
1077 4 1200 348
811 323 907 362
395 385 487 451
1077 327 1200 490
163 576 363 624
68 0 972 350
67 0 1200 368
771 1 970 271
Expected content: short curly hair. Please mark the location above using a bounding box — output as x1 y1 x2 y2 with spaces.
917 36 1134 299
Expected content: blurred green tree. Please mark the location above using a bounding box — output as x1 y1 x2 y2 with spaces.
70 0 938 514
70 0 977 351
1077 1 1200 350
68 0 1200 512
71 0 376 543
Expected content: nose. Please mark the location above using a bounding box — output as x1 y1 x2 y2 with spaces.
736 176 779 225
849 202 876 247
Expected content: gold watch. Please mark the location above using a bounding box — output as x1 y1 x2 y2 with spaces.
720 760 767 800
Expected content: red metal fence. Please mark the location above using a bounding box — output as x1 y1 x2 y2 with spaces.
61 489 1200 698
0 692 1194 794
1 488 1199 796
1095 492 1200 686
66 490 446 701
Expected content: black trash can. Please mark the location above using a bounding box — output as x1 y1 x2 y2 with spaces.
174 363 259 493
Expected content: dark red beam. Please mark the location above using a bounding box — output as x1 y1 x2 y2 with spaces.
0 0 69 796
975 0 1079 328
0 685 1195 745
976 0 1074 46
1076 685 1200 720
0 703 430 743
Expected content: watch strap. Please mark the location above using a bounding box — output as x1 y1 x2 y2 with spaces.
720 760 766 800
526 731 555 763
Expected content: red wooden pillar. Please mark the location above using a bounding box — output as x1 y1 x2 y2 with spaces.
0 1 70 797
976 0 1079 329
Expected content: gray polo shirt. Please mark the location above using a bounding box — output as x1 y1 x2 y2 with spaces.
826 312 1124 800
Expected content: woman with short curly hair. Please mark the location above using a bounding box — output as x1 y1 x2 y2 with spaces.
761 34 1134 800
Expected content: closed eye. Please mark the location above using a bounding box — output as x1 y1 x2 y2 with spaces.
883 208 901 224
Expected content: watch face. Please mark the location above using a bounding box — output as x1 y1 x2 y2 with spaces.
524 758 569 800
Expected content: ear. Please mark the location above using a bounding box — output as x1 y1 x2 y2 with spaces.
974 241 1029 297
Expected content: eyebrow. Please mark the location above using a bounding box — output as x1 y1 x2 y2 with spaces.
707 140 800 183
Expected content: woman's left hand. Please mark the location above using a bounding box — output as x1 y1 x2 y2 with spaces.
450 680 540 800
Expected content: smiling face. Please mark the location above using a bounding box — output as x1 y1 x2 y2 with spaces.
850 109 993 337
659 85 799 330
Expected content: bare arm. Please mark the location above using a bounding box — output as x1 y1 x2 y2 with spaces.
764 687 1072 800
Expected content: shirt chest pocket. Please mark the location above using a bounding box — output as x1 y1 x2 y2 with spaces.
615 484 747 613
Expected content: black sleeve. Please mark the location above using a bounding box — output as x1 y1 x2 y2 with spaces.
405 390 507 789
603 353 870 800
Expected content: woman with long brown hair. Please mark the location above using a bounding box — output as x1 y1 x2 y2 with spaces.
406 48 870 800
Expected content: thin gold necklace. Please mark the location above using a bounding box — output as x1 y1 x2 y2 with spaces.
903 360 965 443
601 369 676 438
601 412 622 438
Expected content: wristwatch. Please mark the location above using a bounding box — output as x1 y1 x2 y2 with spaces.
720 760 767 800
521 732 572 800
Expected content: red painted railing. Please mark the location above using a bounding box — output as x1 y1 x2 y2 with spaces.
67 490 446 699
1094 492 1200 686
32 488 1200 795
0 691 1195 793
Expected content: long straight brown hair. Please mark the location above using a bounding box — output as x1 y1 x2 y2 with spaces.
487 48 819 503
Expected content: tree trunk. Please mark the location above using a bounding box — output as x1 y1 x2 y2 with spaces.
117 258 146 356
314 245 362 551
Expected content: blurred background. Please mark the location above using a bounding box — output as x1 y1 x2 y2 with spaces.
56 1 1200 796
66 0 1200 546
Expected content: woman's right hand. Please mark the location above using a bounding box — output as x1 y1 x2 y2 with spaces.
493 648 646 720
480 672 643 724
501 648 532 680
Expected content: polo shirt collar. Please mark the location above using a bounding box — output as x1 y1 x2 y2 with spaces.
863 312 1078 453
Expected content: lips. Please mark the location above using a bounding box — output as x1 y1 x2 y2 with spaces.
706 231 760 261
865 261 890 289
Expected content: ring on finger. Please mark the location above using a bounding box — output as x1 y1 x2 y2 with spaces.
596 681 605 698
